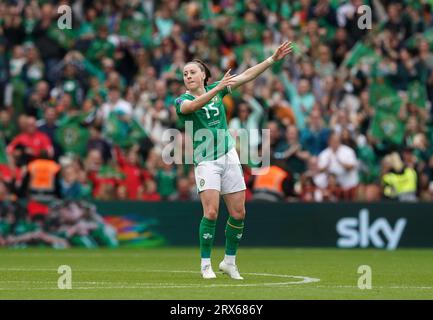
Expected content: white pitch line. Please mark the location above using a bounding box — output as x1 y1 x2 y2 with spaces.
2 268 433 291
0 267 320 280
1 284 433 291
1 281 432 291
3 281 432 290
312 285 433 290
0 268 320 289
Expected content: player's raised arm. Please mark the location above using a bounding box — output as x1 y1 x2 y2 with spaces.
229 41 293 90
180 69 238 114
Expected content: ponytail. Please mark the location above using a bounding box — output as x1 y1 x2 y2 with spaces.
191 59 211 86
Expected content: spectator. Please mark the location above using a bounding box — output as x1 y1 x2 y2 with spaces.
21 44 45 88
31 3 65 84
264 121 286 157
300 109 330 156
329 27 353 66
37 107 61 159
274 125 311 181
115 145 152 200
155 160 177 200
252 162 294 202
330 109 356 138
7 115 54 160
85 148 124 200
54 62 85 109
307 155 327 187
84 149 104 196
86 25 115 69
142 98 170 151
60 165 84 200
0 108 17 144
298 174 320 202
10 45 26 79
99 86 133 122
140 179 162 202
382 152 417 202
87 124 112 163
26 80 51 117
169 176 193 201
314 44 336 78
318 132 359 200
229 86 265 152
17 150 61 203
279 71 315 130
322 173 344 202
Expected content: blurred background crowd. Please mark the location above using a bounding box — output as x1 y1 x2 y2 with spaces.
0 0 433 214
0 199 118 247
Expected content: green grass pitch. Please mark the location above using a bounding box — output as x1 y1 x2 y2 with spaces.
0 248 432 299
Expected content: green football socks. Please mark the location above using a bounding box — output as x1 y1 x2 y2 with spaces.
199 216 216 259
225 216 244 256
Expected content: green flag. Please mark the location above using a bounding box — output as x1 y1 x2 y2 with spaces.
56 112 92 157
370 81 403 114
342 42 380 69
105 113 148 149
408 80 427 109
370 109 405 145
369 79 405 145
119 18 153 47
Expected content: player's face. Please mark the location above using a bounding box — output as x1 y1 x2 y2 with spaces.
183 63 205 91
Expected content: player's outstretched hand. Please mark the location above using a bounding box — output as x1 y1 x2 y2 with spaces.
272 41 293 61
217 69 237 92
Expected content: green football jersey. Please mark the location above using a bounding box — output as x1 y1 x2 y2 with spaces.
174 82 234 165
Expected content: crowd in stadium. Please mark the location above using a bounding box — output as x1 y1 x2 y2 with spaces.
0 0 433 209
0 199 117 247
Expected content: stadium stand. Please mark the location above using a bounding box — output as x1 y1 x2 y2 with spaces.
1 0 433 247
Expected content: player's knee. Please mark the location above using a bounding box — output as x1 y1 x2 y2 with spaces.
231 207 246 220
204 208 218 220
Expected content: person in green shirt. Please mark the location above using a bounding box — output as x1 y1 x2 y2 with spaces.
174 41 293 280
0 109 18 144
55 107 94 158
86 25 115 69
155 161 177 200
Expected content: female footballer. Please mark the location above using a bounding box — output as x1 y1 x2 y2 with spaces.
174 41 293 279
